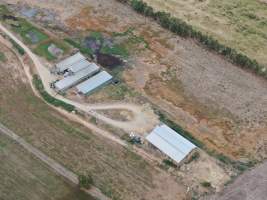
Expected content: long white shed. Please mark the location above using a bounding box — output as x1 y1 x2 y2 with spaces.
55 52 86 73
76 71 112 95
146 124 196 164
54 64 100 92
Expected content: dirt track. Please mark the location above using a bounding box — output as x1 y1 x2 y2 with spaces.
0 122 110 200
0 23 158 134
204 161 267 200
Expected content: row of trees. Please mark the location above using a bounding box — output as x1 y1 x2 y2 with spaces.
118 0 267 79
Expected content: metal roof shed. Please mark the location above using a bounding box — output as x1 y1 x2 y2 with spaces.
146 124 196 164
69 61 98 74
55 52 85 73
54 64 100 92
76 71 112 95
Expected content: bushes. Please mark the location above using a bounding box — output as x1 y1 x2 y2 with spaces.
120 0 267 79
78 174 94 189
9 38 25 55
32 75 75 112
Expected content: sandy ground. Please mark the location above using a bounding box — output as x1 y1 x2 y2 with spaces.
204 160 267 200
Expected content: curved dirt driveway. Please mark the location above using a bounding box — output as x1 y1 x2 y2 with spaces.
0 23 158 134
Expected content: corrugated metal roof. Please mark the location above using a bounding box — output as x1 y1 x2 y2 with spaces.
76 71 112 94
69 61 99 74
146 124 196 163
56 52 85 72
55 64 100 91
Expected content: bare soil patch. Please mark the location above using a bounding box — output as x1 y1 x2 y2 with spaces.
57 0 267 160
205 160 267 200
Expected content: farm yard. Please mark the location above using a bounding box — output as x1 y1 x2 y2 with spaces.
0 0 266 199
0 40 189 199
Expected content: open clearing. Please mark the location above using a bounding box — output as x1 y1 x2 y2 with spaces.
204 160 267 200
0 0 266 199
0 40 186 200
42 0 267 160
142 0 267 67
0 133 95 200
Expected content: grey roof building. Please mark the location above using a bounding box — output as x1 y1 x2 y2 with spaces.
76 71 113 95
146 124 196 164
55 52 86 73
54 64 100 92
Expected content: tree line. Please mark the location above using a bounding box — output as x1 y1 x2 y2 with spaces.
117 0 267 79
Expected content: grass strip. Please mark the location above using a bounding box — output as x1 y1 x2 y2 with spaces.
32 75 75 112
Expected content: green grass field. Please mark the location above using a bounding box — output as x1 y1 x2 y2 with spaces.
10 18 49 44
34 40 70 60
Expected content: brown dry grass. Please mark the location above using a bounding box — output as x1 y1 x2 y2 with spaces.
0 42 186 200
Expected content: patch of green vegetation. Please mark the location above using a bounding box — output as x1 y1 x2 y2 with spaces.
78 174 94 189
9 38 25 55
90 31 103 41
101 44 129 58
32 75 75 112
201 181 211 188
11 18 48 44
162 159 177 168
34 42 55 60
34 40 69 60
64 38 93 56
0 52 6 62
0 140 7 151
0 5 11 17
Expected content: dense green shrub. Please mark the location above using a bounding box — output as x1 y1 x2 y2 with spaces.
9 38 25 55
78 174 94 189
32 75 75 112
119 0 267 79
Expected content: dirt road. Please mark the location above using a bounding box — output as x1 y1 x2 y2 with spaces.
0 122 110 200
0 22 158 134
0 22 161 163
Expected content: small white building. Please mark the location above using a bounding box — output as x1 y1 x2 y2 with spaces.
146 124 196 164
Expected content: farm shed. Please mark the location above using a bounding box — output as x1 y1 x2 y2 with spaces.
54 64 100 92
69 60 98 74
55 52 86 73
76 71 112 95
146 124 196 164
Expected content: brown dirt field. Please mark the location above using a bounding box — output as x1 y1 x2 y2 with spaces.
0 133 96 200
63 0 267 160
0 43 187 200
4 0 267 160
204 160 267 200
